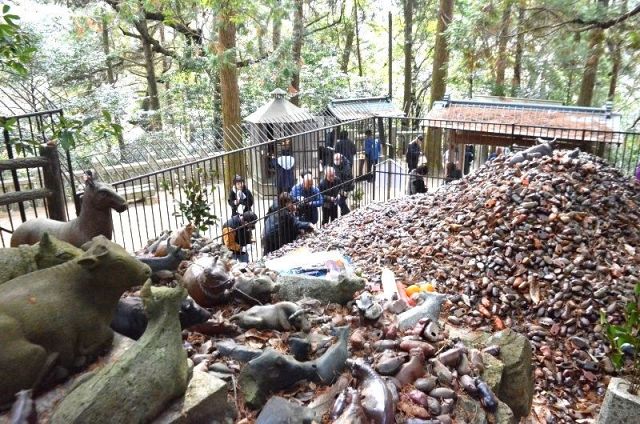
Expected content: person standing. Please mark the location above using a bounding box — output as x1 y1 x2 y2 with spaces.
363 129 381 182
464 145 475 175
318 166 343 224
275 142 295 194
228 175 254 216
263 193 314 256
406 135 422 173
333 153 353 216
335 130 357 164
222 211 257 262
290 171 323 224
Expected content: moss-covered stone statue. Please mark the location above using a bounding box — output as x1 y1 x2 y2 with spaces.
0 236 151 407
0 233 83 285
10 173 127 247
50 282 190 424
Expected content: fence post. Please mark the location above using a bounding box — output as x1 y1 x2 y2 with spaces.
40 144 67 221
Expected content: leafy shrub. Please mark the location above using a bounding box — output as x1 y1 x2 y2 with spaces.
601 283 640 394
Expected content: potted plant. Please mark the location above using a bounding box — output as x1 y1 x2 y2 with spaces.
597 283 640 423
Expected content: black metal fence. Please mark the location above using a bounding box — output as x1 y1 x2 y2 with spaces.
0 109 78 247
107 115 640 261
3 108 639 256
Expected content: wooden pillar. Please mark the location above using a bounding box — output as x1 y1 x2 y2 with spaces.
40 144 67 221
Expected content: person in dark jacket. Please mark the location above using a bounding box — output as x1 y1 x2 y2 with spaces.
318 166 343 224
228 175 254 216
463 145 475 175
275 144 296 193
406 135 422 173
290 171 323 224
334 131 357 163
333 153 352 216
363 129 381 182
263 193 314 256
222 211 257 262
408 164 428 195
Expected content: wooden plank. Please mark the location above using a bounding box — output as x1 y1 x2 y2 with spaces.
0 189 51 206
0 156 48 171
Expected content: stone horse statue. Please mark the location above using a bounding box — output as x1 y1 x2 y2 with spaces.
11 172 127 248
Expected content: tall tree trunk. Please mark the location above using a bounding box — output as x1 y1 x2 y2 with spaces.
576 0 608 106
272 0 282 50
402 0 415 121
493 0 513 96
510 0 525 97
354 0 363 77
159 23 171 77
606 0 626 101
576 28 604 106
427 0 454 174
134 19 162 130
101 16 126 157
218 2 245 185
290 0 304 106
340 6 355 73
607 38 621 101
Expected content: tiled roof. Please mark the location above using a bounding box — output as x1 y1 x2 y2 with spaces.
425 97 622 143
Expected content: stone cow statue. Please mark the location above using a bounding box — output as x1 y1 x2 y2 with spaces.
230 301 310 332
10 173 127 248
508 137 557 166
0 236 151 407
0 232 83 285
50 283 190 424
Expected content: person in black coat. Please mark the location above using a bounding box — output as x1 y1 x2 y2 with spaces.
332 153 353 216
406 135 423 173
318 166 343 225
262 192 314 256
334 131 357 163
228 175 254 216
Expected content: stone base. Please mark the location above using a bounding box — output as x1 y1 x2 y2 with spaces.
598 377 640 424
154 369 233 424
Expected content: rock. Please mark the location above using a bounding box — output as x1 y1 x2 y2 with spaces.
154 369 233 424
454 394 487 424
396 293 447 330
376 355 405 376
275 273 365 305
597 377 640 424
387 299 409 314
255 396 318 424
488 400 516 424
481 352 504 394
487 329 534 419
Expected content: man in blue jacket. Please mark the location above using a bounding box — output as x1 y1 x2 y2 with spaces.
290 171 323 224
363 129 381 182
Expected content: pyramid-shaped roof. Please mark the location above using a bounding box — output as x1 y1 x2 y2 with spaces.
245 88 315 124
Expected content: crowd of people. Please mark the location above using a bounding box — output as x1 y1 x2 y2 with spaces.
220 129 514 260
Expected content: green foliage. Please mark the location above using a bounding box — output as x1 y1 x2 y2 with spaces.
174 169 218 233
600 283 640 394
0 5 35 75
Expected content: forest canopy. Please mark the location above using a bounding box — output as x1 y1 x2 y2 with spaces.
1 0 638 152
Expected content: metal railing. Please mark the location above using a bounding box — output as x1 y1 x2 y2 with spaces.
107 115 640 258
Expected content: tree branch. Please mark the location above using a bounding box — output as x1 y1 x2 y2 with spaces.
305 5 344 36
572 3 640 31
105 0 203 45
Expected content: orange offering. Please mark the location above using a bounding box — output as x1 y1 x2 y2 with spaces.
405 285 421 296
